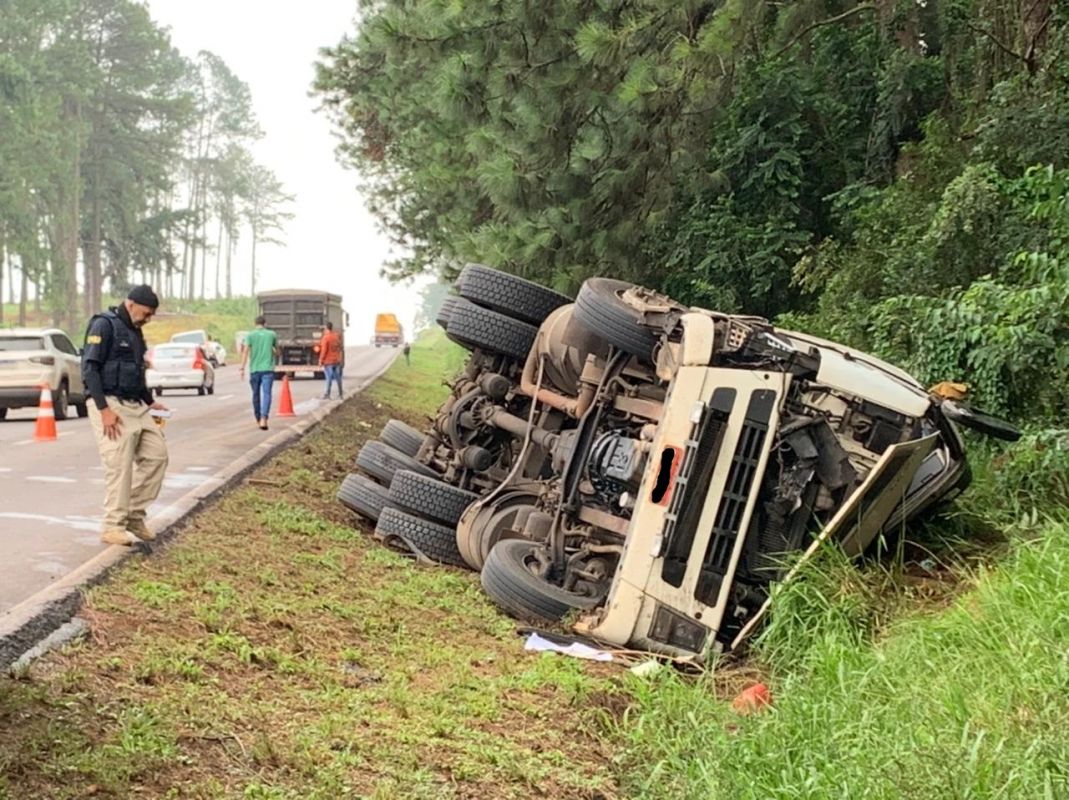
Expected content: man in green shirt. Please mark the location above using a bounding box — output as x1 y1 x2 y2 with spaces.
238 315 279 430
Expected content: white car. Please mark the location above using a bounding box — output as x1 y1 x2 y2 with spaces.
0 328 88 420
147 343 216 396
170 329 227 367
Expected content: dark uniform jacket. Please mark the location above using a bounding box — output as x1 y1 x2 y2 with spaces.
81 305 154 410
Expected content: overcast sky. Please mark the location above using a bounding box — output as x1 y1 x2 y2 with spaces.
147 0 428 340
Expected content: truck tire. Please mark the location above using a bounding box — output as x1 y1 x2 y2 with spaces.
380 419 423 457
456 263 571 325
436 295 460 330
573 277 664 361
355 441 436 486
446 297 538 361
389 470 478 526
480 539 603 622
375 508 468 568
337 473 393 522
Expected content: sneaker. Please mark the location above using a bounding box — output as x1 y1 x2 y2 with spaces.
260 420 269 430
126 519 157 542
101 528 133 546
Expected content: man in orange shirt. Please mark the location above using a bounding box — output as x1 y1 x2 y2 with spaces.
318 321 344 399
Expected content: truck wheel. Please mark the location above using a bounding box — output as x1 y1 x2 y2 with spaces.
446 297 538 361
314 370 325 380
456 264 571 325
389 470 478 526
380 419 423 457
480 539 603 622
573 278 672 361
337 472 393 522
375 508 468 568
436 295 459 330
75 400 89 418
0 409 7 421
355 440 436 486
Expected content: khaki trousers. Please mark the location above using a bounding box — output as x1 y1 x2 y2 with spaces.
88 397 169 531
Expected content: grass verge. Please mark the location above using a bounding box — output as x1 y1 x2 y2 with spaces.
613 518 1069 799
0 329 620 800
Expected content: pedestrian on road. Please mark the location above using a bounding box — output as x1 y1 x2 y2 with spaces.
319 321 344 399
403 342 411 366
239 315 279 430
81 285 169 547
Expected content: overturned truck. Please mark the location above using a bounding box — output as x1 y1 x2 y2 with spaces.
338 265 1018 663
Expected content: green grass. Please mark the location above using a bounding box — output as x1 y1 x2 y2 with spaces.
367 326 468 417
614 516 1069 799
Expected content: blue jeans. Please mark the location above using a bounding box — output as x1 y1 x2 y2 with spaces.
250 371 275 420
323 364 343 398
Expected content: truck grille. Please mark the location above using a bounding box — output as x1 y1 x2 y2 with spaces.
659 388 735 587
695 389 776 606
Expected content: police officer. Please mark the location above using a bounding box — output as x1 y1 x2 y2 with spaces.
81 285 170 546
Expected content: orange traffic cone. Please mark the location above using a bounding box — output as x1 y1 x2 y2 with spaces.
34 384 58 442
277 374 296 417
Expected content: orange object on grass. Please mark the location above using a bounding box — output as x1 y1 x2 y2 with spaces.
731 682 772 715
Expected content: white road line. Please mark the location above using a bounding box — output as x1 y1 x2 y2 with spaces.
216 394 234 401
26 476 78 484
0 512 100 532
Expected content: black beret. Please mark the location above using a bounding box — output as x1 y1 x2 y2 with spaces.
127 285 159 309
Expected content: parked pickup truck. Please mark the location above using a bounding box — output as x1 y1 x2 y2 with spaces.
256 289 347 377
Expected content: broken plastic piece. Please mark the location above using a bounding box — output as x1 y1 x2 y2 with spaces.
731 682 772 714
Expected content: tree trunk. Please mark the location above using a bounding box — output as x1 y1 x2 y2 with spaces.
225 227 233 299
19 262 28 326
215 215 223 299
250 227 258 296
85 180 103 318
199 209 208 300
0 231 6 326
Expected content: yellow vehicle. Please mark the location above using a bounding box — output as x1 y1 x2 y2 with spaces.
374 313 403 347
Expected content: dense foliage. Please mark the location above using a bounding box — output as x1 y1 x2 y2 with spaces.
0 0 292 329
316 0 1065 434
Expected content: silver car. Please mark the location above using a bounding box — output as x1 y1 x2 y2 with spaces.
146 343 216 396
0 328 88 420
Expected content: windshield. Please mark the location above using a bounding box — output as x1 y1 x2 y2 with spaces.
171 332 205 344
0 337 44 352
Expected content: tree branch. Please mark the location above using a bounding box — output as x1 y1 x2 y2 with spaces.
966 23 1026 65
772 4 878 59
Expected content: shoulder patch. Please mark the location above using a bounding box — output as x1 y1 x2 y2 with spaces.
87 335 102 344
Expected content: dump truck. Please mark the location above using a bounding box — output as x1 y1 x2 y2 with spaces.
374 313 403 347
256 289 347 376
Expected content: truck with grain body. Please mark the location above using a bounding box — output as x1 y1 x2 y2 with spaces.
374 313 403 347
256 289 347 377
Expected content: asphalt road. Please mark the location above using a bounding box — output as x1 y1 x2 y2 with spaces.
0 345 397 615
